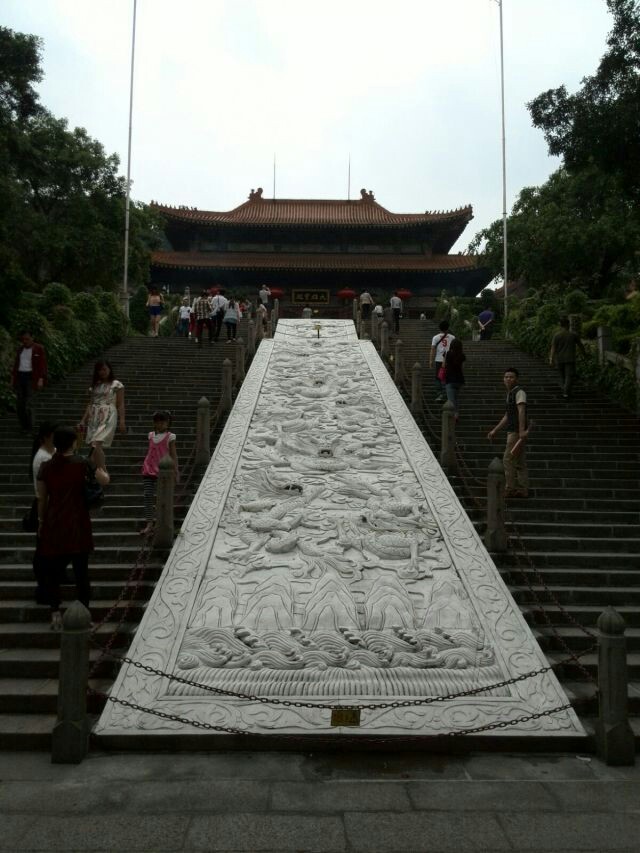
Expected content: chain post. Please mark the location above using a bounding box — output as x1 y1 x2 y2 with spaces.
51 600 91 764
220 358 233 413
194 396 210 471
595 607 635 766
370 312 378 345
352 298 358 322
247 319 256 357
236 337 245 382
394 339 403 382
597 325 611 367
485 456 508 552
440 400 456 474
256 313 264 342
411 362 422 413
273 298 279 324
153 454 175 549
380 321 389 357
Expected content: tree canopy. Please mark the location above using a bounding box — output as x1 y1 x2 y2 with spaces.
472 0 640 298
0 26 160 327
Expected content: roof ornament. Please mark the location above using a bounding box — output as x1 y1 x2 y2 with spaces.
249 187 264 201
360 188 375 202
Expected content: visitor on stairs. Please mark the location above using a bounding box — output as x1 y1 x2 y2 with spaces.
443 338 466 419
140 411 179 537
12 330 47 433
176 298 192 337
193 290 213 346
359 289 374 320
146 287 165 337
29 422 56 606
224 299 239 341
77 360 126 471
477 307 495 340
429 320 455 402
390 292 403 333
36 425 110 630
210 290 229 341
486 367 530 499
548 315 586 399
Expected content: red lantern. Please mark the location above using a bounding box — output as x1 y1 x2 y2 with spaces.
270 287 285 299
337 288 357 300
396 288 413 300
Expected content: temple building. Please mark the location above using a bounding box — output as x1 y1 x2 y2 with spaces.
150 188 491 307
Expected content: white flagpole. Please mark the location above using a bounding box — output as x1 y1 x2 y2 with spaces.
347 153 351 200
498 0 508 318
121 0 137 318
273 153 276 200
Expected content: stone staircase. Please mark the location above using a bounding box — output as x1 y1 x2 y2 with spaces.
393 318 640 736
0 329 249 748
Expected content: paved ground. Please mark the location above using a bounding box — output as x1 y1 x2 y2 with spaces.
1 750 639 852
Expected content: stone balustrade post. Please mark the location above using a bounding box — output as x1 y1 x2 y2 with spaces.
256 315 264 342
51 600 90 764
568 313 581 335
440 400 456 474
596 607 635 766
236 337 246 382
370 312 377 345
267 311 274 338
247 319 256 357
221 358 233 413
195 396 210 470
411 362 422 413
352 298 359 321
597 325 612 367
274 298 279 323
380 321 389 358
394 339 403 383
153 454 175 549
485 457 508 552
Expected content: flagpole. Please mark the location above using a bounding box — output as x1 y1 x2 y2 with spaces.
121 0 137 319
347 153 351 200
498 0 508 318
273 153 276 200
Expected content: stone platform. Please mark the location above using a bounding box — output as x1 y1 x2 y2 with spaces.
95 320 584 745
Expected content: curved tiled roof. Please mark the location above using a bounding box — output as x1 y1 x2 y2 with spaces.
151 250 481 273
152 196 473 228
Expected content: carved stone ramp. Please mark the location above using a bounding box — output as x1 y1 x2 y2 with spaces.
95 319 585 749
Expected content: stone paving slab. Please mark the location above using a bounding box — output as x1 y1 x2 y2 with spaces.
0 751 639 852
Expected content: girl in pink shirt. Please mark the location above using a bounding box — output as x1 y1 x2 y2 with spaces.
140 411 178 536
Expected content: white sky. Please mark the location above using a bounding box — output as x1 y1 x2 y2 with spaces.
3 0 612 249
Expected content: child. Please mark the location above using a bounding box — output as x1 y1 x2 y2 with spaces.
140 411 178 536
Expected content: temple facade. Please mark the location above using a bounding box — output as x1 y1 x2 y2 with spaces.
150 188 491 306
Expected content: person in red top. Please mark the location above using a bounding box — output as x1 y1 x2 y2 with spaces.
12 330 47 433
36 425 110 629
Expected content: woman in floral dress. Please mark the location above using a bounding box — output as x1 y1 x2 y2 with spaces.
78 360 126 469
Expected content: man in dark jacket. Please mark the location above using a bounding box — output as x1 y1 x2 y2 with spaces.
549 316 586 399
12 331 47 432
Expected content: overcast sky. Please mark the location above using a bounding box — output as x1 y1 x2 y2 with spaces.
3 0 612 249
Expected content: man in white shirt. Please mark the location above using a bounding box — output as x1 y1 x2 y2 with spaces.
429 320 455 402
258 286 271 307
359 290 374 320
210 290 229 342
390 292 403 333
177 298 192 338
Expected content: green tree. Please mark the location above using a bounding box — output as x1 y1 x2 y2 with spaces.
470 166 640 296
529 0 640 200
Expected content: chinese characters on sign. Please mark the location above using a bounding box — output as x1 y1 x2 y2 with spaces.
291 290 330 305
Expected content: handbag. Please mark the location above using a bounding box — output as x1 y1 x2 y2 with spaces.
437 364 447 382
22 498 38 533
84 453 104 511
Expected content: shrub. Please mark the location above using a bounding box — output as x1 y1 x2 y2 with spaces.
72 292 100 324
41 282 73 316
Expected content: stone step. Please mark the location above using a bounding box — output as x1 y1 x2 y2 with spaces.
511 583 640 606
525 605 640 628
0 677 110 714
0 598 147 622
0 648 116 679
0 621 137 649
0 563 163 582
